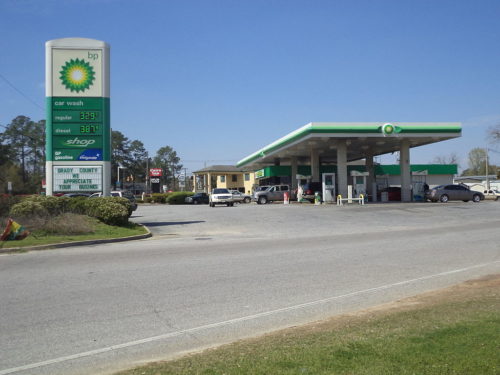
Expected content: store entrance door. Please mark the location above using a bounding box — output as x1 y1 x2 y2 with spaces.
322 173 336 203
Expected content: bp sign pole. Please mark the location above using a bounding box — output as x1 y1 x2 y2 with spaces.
45 38 111 196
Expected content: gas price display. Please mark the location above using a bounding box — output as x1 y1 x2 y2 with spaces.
80 111 101 121
80 125 100 134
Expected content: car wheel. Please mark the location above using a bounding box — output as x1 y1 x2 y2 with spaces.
258 196 268 204
472 194 481 203
244 197 251 203
193 200 199 205
439 194 449 203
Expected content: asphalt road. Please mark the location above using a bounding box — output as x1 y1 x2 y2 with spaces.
0 201 499 375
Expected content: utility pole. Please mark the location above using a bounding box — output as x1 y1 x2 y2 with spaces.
183 167 187 191
486 148 490 190
145 154 149 194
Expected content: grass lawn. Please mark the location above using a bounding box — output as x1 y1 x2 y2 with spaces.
0 219 148 249
116 275 500 375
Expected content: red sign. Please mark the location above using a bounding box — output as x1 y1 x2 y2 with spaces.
149 168 162 177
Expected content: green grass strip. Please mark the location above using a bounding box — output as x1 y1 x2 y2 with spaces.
116 279 500 375
0 221 147 249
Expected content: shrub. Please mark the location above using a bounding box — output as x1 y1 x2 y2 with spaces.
152 193 168 204
9 195 132 227
65 197 89 214
108 196 133 217
84 198 129 226
12 195 68 216
167 191 194 205
10 200 48 217
0 195 21 216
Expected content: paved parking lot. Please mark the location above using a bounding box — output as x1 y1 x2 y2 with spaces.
3 200 498 375
131 200 500 240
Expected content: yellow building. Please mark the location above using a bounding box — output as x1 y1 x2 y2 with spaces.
193 165 256 195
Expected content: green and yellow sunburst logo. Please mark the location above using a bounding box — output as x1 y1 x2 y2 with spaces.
59 58 95 92
382 123 395 135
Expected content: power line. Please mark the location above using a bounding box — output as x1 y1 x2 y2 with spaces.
0 73 44 112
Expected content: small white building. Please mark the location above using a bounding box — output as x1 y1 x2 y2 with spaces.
454 176 500 191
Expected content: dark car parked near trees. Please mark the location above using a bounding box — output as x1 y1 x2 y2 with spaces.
426 184 484 203
185 192 209 204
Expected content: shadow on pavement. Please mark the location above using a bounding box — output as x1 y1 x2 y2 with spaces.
141 221 205 227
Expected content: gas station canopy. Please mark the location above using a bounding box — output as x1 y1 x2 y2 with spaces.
237 122 461 168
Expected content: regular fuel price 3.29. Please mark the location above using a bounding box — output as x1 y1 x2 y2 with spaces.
79 111 101 121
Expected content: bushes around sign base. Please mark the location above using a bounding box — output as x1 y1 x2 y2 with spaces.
8 195 132 226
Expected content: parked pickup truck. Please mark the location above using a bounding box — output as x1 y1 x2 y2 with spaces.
253 185 295 204
483 189 500 201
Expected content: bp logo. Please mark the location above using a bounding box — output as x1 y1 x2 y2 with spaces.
59 58 95 92
382 123 395 135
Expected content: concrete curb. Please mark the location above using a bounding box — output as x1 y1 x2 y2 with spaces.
0 224 152 254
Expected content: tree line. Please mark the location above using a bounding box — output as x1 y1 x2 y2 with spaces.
433 125 500 176
111 130 184 190
1 116 499 194
1 115 184 194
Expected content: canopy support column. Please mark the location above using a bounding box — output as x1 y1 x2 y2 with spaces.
400 140 411 202
311 149 320 182
337 140 348 198
291 156 298 190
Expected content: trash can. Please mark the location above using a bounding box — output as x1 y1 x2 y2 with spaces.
284 191 290 204
314 192 321 205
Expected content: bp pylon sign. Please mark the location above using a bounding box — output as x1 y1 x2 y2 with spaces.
45 38 111 196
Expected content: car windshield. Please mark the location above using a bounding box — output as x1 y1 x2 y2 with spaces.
213 189 229 194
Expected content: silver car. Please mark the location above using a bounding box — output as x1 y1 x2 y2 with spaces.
253 185 294 204
427 184 484 203
229 190 252 203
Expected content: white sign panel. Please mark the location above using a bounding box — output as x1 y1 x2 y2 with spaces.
53 166 102 192
51 48 103 97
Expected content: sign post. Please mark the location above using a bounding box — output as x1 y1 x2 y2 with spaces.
45 38 110 196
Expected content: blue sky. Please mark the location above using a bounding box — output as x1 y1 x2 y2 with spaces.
1 0 499 173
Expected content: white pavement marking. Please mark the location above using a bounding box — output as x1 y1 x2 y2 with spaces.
1 260 498 375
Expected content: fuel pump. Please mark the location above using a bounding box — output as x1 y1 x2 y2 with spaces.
322 173 336 203
350 171 368 197
411 171 428 201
